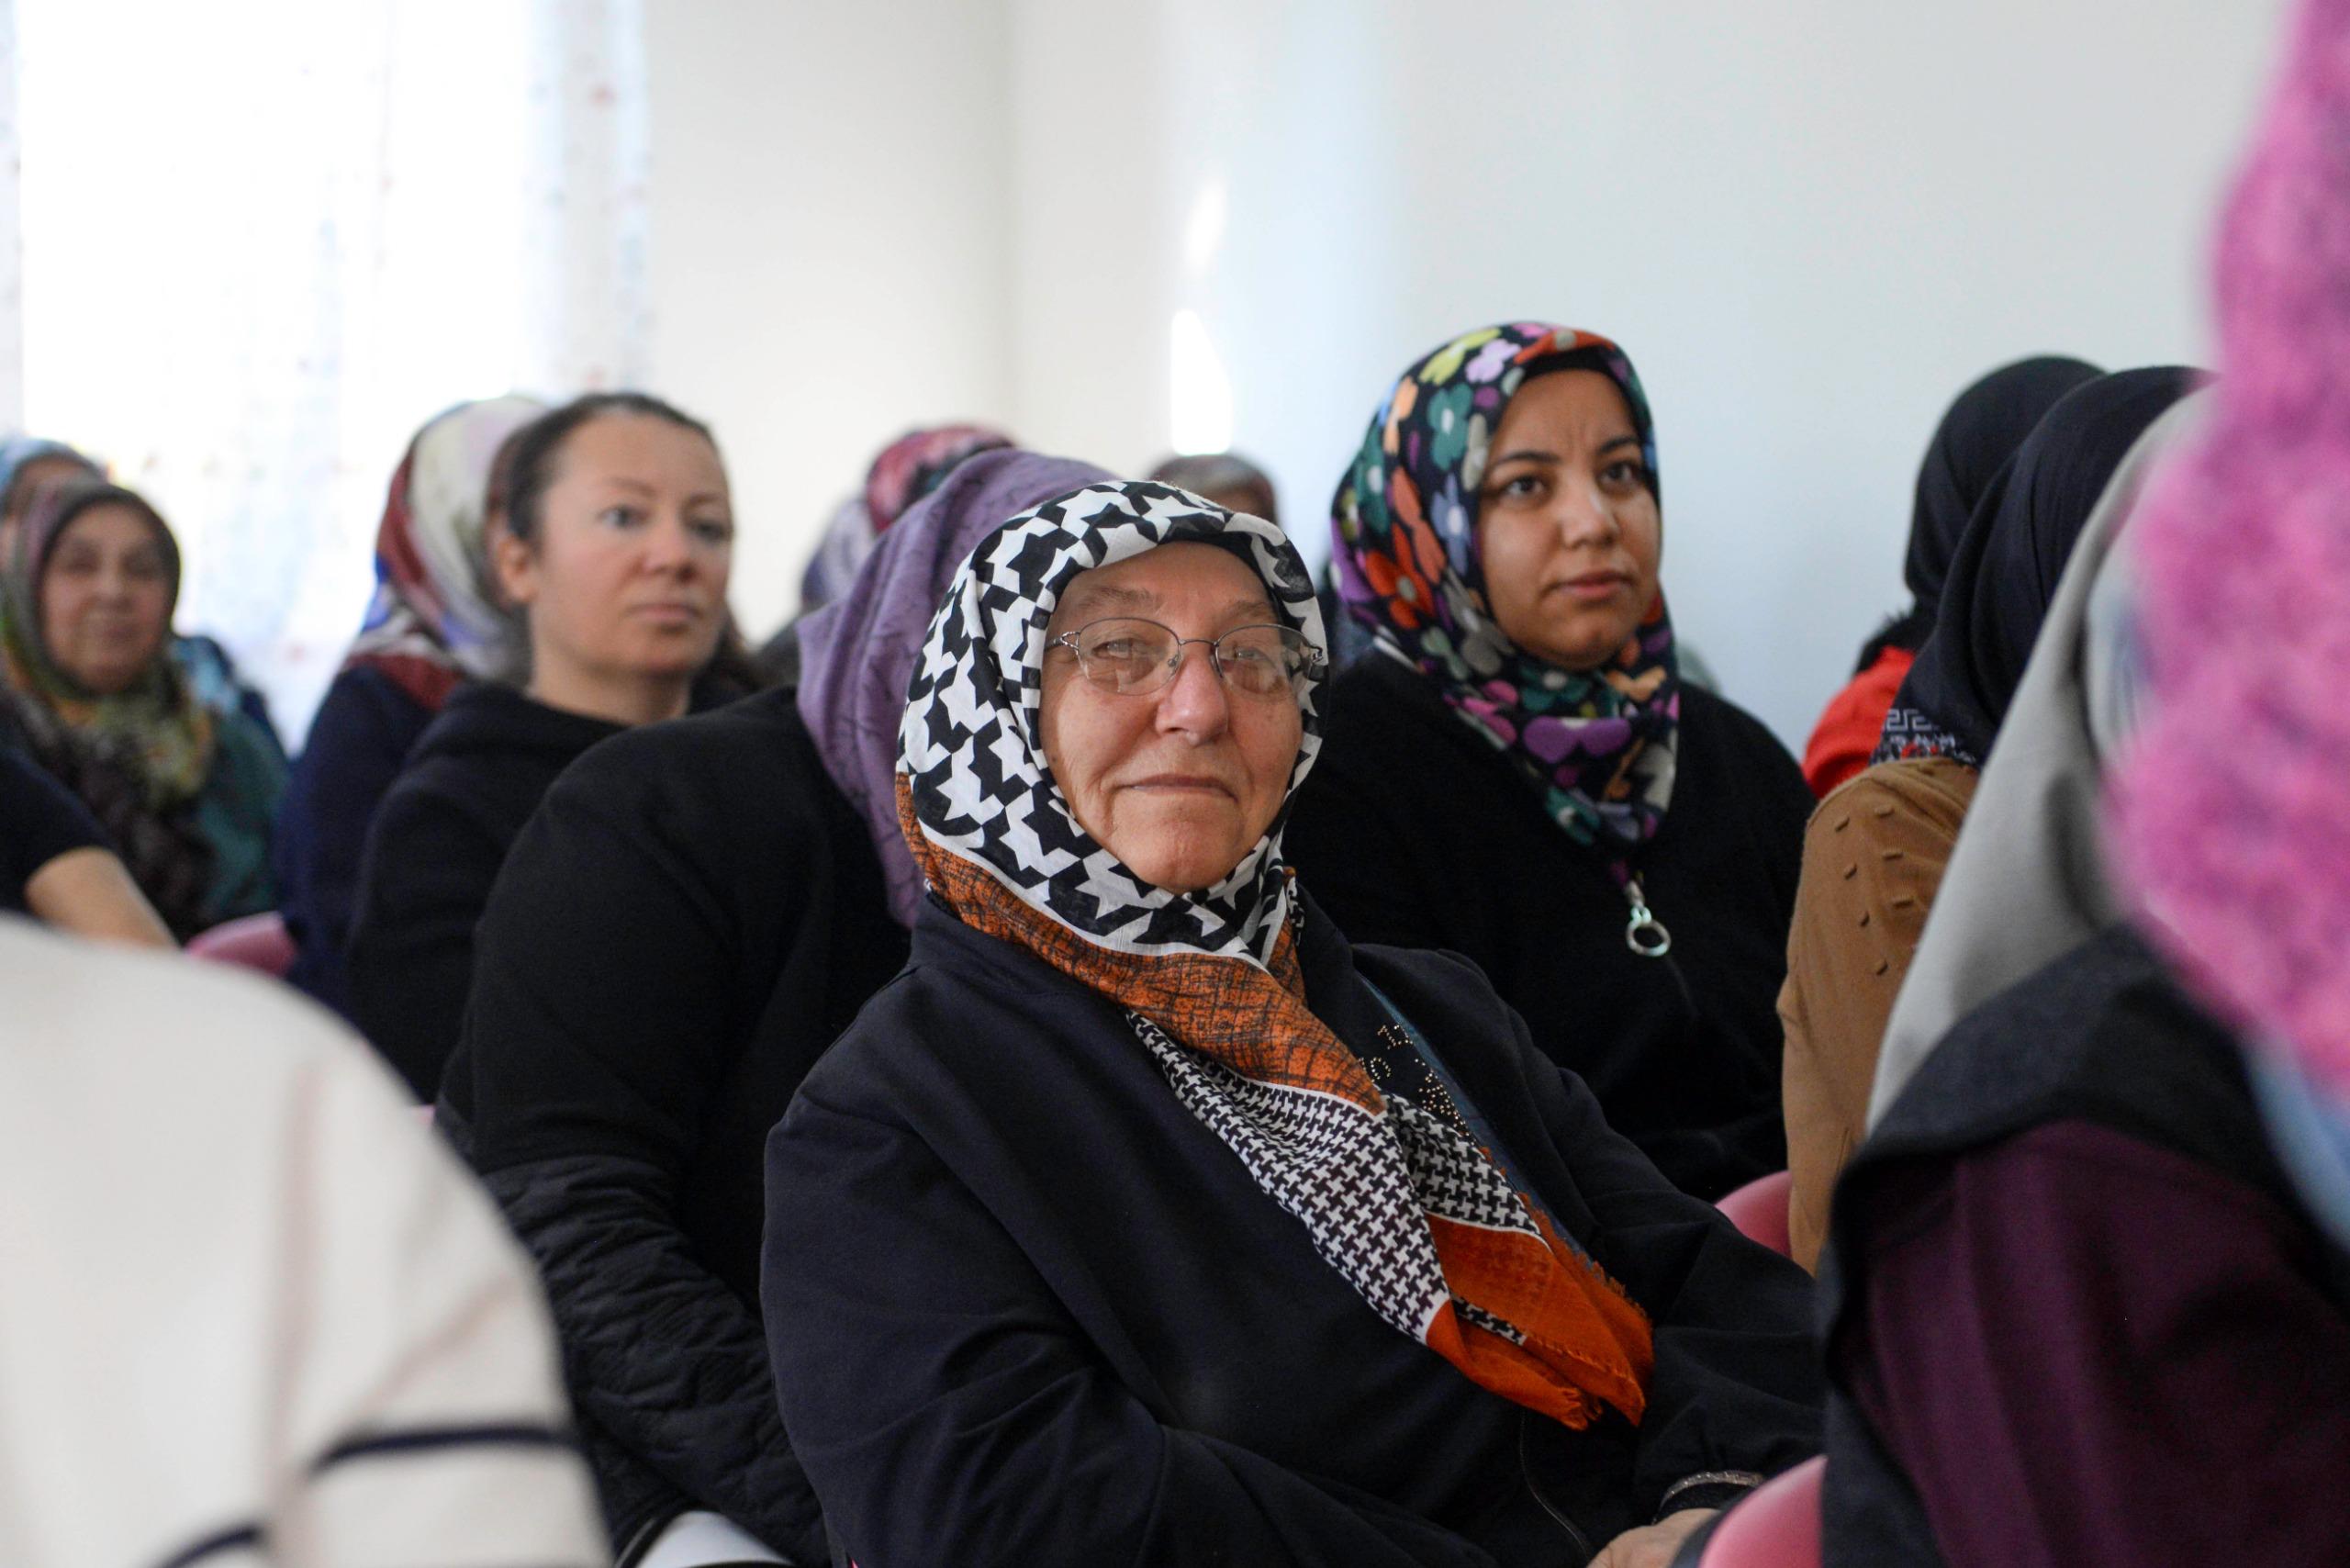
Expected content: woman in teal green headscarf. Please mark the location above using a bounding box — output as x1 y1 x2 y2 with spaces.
0 481 284 935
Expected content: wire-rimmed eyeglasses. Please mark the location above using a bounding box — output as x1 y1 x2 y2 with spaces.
1047 616 1323 700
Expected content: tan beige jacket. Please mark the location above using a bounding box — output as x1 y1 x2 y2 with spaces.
1778 756 1977 1270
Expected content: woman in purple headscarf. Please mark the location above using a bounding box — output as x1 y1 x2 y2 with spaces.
435 446 1110 1566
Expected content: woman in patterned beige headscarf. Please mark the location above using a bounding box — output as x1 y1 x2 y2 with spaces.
274 396 545 1015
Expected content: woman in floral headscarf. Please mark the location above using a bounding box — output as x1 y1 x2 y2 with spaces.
1286 324 1810 1200
762 478 1819 1568
274 396 545 1015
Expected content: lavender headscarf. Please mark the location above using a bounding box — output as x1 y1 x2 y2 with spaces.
795 448 1114 925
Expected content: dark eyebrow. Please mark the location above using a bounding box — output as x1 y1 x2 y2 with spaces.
1488 433 1643 470
591 477 731 510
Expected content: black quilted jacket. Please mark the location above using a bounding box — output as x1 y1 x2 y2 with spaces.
438 689 908 1559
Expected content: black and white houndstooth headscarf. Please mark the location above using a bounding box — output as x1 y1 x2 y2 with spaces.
896 479 1655 1429
897 480 1326 965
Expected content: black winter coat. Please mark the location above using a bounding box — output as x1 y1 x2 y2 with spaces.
439 687 907 1561
766 895 1822 1568
1284 655 1808 1198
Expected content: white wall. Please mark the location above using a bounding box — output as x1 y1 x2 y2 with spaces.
643 0 1017 644
651 0 2291 739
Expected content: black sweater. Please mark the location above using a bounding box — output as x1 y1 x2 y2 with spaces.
348 683 625 1096
438 687 907 1560
1 743 107 914
1284 655 1808 1198
766 896 1821 1568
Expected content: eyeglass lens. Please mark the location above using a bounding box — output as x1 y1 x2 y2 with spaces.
1068 618 1310 697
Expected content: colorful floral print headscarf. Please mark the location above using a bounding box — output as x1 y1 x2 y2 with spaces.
898 480 1653 1431
1331 323 1679 875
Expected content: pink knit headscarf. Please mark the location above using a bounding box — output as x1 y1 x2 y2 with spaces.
2108 0 2350 1092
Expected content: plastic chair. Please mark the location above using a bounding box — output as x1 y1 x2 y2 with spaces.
1716 1169 1794 1258
185 911 296 978
1696 1455 1822 1568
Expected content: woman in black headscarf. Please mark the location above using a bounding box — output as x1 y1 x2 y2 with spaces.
1777 366 2199 1268
1799 356 2102 797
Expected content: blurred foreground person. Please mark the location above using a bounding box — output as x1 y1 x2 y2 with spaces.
0 915 604 1566
1822 3 2350 1557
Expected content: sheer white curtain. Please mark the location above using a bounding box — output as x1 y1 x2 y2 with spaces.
13 0 648 734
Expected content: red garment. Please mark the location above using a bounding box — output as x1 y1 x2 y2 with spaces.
1799 645 1913 798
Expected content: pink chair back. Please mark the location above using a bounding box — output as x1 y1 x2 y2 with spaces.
1716 1169 1794 1258
1698 1455 1822 1568
186 911 297 979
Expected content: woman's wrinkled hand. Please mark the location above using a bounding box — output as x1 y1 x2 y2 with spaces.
1588 1506 1716 1568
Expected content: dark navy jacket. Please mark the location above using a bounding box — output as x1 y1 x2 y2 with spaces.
766 895 1821 1568
276 666 434 1019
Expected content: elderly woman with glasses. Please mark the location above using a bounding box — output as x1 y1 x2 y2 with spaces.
760 481 1820 1568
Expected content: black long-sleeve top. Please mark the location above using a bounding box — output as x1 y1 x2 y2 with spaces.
438 687 908 1560
348 682 623 1095
1 742 108 914
765 893 1822 1568
1284 654 1809 1199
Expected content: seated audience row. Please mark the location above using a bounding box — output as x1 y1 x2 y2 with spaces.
15 2 2350 1561
1779 365 2200 1266
425 322 1832 1564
